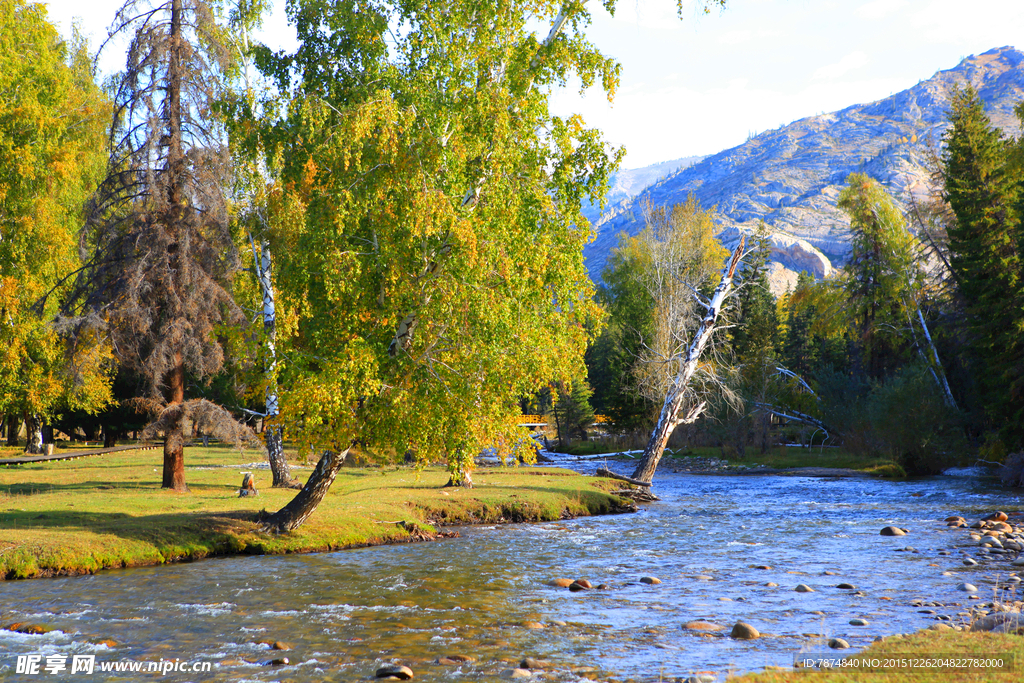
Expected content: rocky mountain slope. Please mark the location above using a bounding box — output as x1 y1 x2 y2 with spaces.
584 46 1024 294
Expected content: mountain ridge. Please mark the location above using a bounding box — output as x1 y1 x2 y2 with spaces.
584 46 1024 294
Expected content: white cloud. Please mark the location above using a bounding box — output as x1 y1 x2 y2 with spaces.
857 0 908 20
813 51 870 80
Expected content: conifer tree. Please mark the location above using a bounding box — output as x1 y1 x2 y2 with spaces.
942 87 1023 443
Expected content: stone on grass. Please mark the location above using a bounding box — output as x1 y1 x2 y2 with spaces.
730 622 760 640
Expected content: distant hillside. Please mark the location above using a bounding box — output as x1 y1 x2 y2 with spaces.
584 46 1024 294
581 155 705 224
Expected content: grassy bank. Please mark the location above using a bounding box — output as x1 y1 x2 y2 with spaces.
729 629 1024 682
562 441 902 476
0 444 631 580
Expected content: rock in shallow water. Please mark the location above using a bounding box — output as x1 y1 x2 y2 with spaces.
795 584 814 593
836 583 856 590
850 618 869 626
730 622 760 640
828 638 850 649
880 526 907 536
549 578 573 587
640 576 662 585
957 583 978 592
376 665 414 680
684 621 725 631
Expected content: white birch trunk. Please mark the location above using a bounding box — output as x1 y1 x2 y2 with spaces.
916 307 957 410
631 238 745 483
253 238 296 487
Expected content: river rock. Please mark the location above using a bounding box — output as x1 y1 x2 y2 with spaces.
928 623 953 631
946 515 966 523
93 639 118 648
506 668 533 679
520 658 551 670
596 583 610 590
970 613 1024 632
836 583 856 590
880 526 907 536
574 579 593 589
964 558 978 566
828 638 850 649
640 576 662 585
1013 558 1024 566
849 618 869 626
568 582 589 592
4 623 55 635
442 654 476 664
730 622 760 640
684 621 725 631
993 522 1013 533
549 578 574 588
266 658 289 666
958 583 978 592
984 511 1009 522
794 584 814 592
765 582 778 587
754 565 772 570
267 641 290 651
823 570 841 576
376 665 414 680
522 621 545 629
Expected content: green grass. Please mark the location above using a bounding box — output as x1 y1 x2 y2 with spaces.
728 629 1024 682
0 444 631 580
668 445 902 475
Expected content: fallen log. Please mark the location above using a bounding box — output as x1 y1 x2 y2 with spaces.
596 467 652 487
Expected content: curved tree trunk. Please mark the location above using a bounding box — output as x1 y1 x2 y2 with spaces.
261 446 351 532
631 238 745 484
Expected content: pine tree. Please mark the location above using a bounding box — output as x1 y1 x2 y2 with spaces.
942 86 1023 444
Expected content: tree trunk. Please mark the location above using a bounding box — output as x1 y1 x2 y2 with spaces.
251 237 299 488
24 414 44 454
631 238 745 484
162 356 188 492
103 427 118 448
6 414 19 447
261 446 351 532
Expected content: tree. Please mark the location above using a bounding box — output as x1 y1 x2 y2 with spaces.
619 197 738 484
63 0 252 490
0 0 113 451
942 87 1024 445
236 0 620 530
552 381 596 449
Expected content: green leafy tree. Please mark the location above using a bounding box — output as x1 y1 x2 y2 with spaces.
0 0 113 451
237 0 620 530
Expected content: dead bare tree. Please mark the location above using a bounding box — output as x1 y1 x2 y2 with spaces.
62 0 247 491
630 235 746 484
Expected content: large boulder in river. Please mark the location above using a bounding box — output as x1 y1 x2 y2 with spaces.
880 526 907 536
730 622 760 640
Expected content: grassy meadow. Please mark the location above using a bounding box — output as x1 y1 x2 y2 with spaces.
0 443 631 580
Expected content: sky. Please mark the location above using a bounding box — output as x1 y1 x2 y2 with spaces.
43 0 1024 170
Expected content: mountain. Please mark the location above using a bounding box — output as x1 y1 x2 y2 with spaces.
581 155 706 223
584 46 1024 294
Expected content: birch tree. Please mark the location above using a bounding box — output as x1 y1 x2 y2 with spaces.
0 1 113 452
237 0 621 531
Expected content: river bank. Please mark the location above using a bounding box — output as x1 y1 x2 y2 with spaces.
0 445 634 580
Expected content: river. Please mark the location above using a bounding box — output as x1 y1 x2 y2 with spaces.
0 459 1018 682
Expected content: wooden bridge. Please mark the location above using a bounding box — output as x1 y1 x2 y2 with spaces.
0 444 158 467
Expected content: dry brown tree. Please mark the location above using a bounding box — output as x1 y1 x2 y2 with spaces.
62 0 251 491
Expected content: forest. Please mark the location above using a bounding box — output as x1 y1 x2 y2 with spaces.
2 0 1023 536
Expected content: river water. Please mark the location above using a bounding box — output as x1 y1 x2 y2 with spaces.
1 460 1019 682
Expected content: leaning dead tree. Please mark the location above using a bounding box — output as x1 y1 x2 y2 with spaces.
62 0 248 491
630 236 746 484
